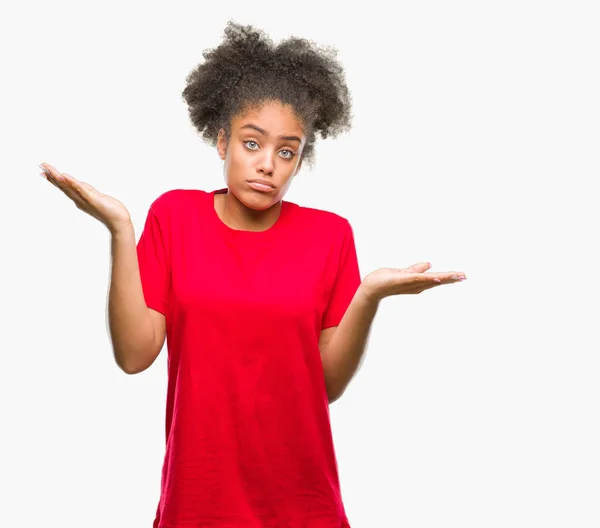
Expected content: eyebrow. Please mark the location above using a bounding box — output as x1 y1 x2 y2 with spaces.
240 124 302 143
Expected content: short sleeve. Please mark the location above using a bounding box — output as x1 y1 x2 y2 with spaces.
322 219 361 329
136 205 169 315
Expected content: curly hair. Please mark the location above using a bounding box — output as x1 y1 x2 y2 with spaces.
181 20 353 170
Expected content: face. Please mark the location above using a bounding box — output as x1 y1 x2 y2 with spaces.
216 100 305 209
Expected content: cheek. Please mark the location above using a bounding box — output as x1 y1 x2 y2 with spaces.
223 152 237 174
228 146 251 168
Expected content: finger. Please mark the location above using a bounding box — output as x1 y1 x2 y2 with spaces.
407 274 466 294
61 173 83 190
45 172 87 205
39 163 59 178
413 278 455 293
77 181 98 195
43 171 66 190
50 171 84 194
405 262 431 273
445 272 467 281
40 164 76 188
40 164 68 186
42 172 63 189
62 175 90 201
40 171 57 186
434 273 466 283
409 273 442 283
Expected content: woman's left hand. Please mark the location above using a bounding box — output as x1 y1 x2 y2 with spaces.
361 262 466 302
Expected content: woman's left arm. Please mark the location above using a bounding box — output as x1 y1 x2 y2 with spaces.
321 262 466 404
320 284 380 404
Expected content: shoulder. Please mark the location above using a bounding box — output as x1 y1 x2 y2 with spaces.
288 201 353 235
148 188 208 217
289 202 350 229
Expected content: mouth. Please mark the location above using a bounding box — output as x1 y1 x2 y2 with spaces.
247 180 275 193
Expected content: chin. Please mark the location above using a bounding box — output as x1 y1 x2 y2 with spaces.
239 191 272 209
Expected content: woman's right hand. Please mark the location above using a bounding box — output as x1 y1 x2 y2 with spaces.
40 162 133 235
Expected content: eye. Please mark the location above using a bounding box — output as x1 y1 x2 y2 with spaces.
244 140 296 159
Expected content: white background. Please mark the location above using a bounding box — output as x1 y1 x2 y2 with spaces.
2 1 599 526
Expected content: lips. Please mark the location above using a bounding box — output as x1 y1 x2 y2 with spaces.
247 181 275 193
247 179 274 188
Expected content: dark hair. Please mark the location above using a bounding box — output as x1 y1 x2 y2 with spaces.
181 20 353 170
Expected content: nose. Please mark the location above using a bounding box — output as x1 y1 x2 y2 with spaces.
257 151 275 176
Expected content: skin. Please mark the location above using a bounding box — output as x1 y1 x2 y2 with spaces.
215 100 305 232
36 98 466 392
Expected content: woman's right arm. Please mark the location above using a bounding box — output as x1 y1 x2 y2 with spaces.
108 226 165 374
39 162 165 374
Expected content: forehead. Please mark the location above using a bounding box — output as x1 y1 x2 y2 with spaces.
232 101 305 136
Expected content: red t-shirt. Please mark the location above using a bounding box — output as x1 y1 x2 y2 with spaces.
136 187 361 527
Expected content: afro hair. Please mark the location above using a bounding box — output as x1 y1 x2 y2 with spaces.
181 20 353 170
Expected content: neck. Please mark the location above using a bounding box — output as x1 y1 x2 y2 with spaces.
218 190 282 232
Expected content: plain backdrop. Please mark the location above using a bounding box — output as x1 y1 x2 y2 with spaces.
2 1 599 526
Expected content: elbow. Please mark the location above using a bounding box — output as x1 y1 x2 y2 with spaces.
114 352 152 375
121 364 142 375
327 388 344 405
326 382 344 405
112 337 159 375
119 358 154 375
324 366 346 404
116 358 141 375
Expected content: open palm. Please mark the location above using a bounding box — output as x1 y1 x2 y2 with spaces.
361 262 466 301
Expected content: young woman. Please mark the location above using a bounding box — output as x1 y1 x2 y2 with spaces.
40 20 465 528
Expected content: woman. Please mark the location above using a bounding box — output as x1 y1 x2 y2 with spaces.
40 20 465 528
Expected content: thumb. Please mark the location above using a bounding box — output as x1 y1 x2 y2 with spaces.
405 262 431 273
79 182 96 192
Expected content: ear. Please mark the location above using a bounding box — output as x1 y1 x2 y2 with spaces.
217 129 227 160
